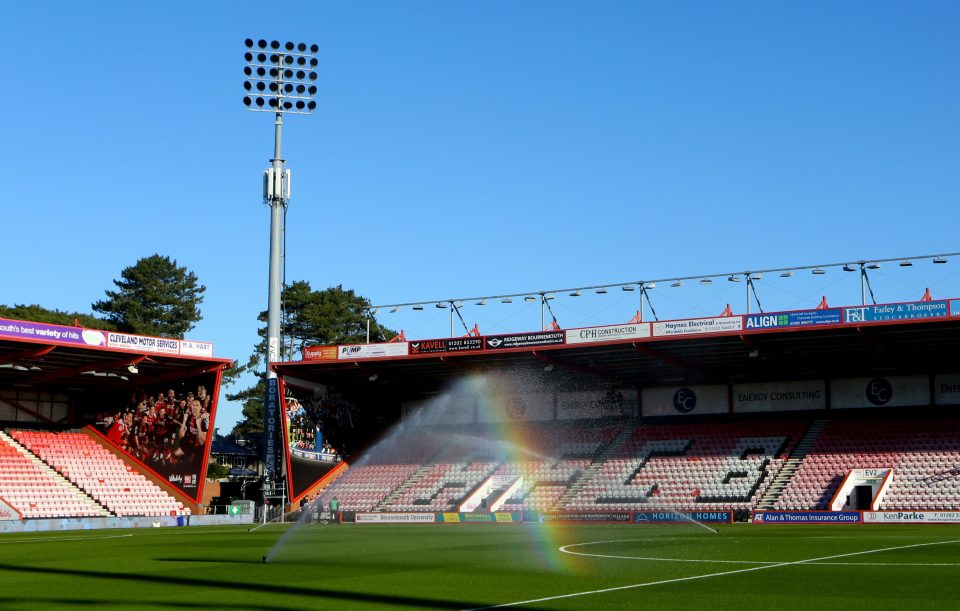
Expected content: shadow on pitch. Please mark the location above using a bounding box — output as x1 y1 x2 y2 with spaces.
0 562 557 610
155 557 260 564
0 596 309 611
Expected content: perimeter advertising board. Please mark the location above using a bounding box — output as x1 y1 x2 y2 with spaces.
436 512 520 523
752 511 861 524
732 380 826 413
565 323 649 345
652 316 742 337
633 511 732 524
933 374 960 406
843 300 948 323
355 513 435 523
863 511 960 524
830 376 929 409
537 511 633 523
642 385 728 417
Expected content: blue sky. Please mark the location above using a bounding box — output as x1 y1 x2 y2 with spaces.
2 2 958 432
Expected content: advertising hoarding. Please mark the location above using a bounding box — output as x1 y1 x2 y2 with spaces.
409 337 484 355
642 385 728 417
830 376 929 409
355 513 435 523
652 316 742 337
484 331 565 350
0 319 105 346
633 511 732 524
732 380 826 413
537 511 633 523
744 309 841 330
843 301 948 323
557 389 636 420
933 374 960 406
752 511 861 524
337 342 409 360
476 393 553 423
565 323 649 345
863 511 960 524
302 346 338 361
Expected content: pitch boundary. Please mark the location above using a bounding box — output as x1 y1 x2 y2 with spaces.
466 538 960 610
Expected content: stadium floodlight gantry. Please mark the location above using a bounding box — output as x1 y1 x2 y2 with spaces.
242 38 319 504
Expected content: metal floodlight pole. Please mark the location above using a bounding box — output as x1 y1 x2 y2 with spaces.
242 38 319 504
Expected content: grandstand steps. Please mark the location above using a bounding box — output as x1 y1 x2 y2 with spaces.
755 419 828 510
0 430 111 518
552 420 636 511
374 464 432 511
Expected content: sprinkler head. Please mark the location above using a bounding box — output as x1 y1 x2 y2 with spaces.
262 555 268 564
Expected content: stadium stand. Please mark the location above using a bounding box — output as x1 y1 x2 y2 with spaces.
9 430 190 517
316 419 812 514
773 415 960 511
0 431 109 519
565 420 804 512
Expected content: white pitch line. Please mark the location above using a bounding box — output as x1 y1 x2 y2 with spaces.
0 533 134 545
560 542 960 566
466 538 960 610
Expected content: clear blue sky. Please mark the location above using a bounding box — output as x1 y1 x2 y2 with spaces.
2 2 958 432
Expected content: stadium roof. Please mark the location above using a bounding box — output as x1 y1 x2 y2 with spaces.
0 318 232 394
274 311 960 399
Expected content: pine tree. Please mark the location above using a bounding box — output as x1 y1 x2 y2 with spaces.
93 254 205 337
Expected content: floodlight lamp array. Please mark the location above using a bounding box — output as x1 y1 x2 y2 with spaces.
243 38 319 114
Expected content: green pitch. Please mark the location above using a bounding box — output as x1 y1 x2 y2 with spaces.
0 523 958 609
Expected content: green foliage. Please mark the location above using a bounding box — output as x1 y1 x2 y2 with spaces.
205 462 230 480
227 378 265 435
228 281 395 435
0 304 117 331
92 254 205 338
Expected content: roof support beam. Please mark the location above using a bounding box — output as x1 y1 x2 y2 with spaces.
631 342 705 375
24 354 148 386
0 344 56 366
135 362 230 388
531 351 622 384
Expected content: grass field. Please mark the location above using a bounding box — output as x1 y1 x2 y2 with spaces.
1 522 959 609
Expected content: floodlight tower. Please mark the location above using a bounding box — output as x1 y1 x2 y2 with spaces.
242 38 318 505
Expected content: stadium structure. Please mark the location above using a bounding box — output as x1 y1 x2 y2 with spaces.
0 321 231 527
2 260 960 532
265 269 960 528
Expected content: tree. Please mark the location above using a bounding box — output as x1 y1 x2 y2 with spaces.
228 282 395 434
206 462 230 480
0 304 117 331
93 254 205 337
